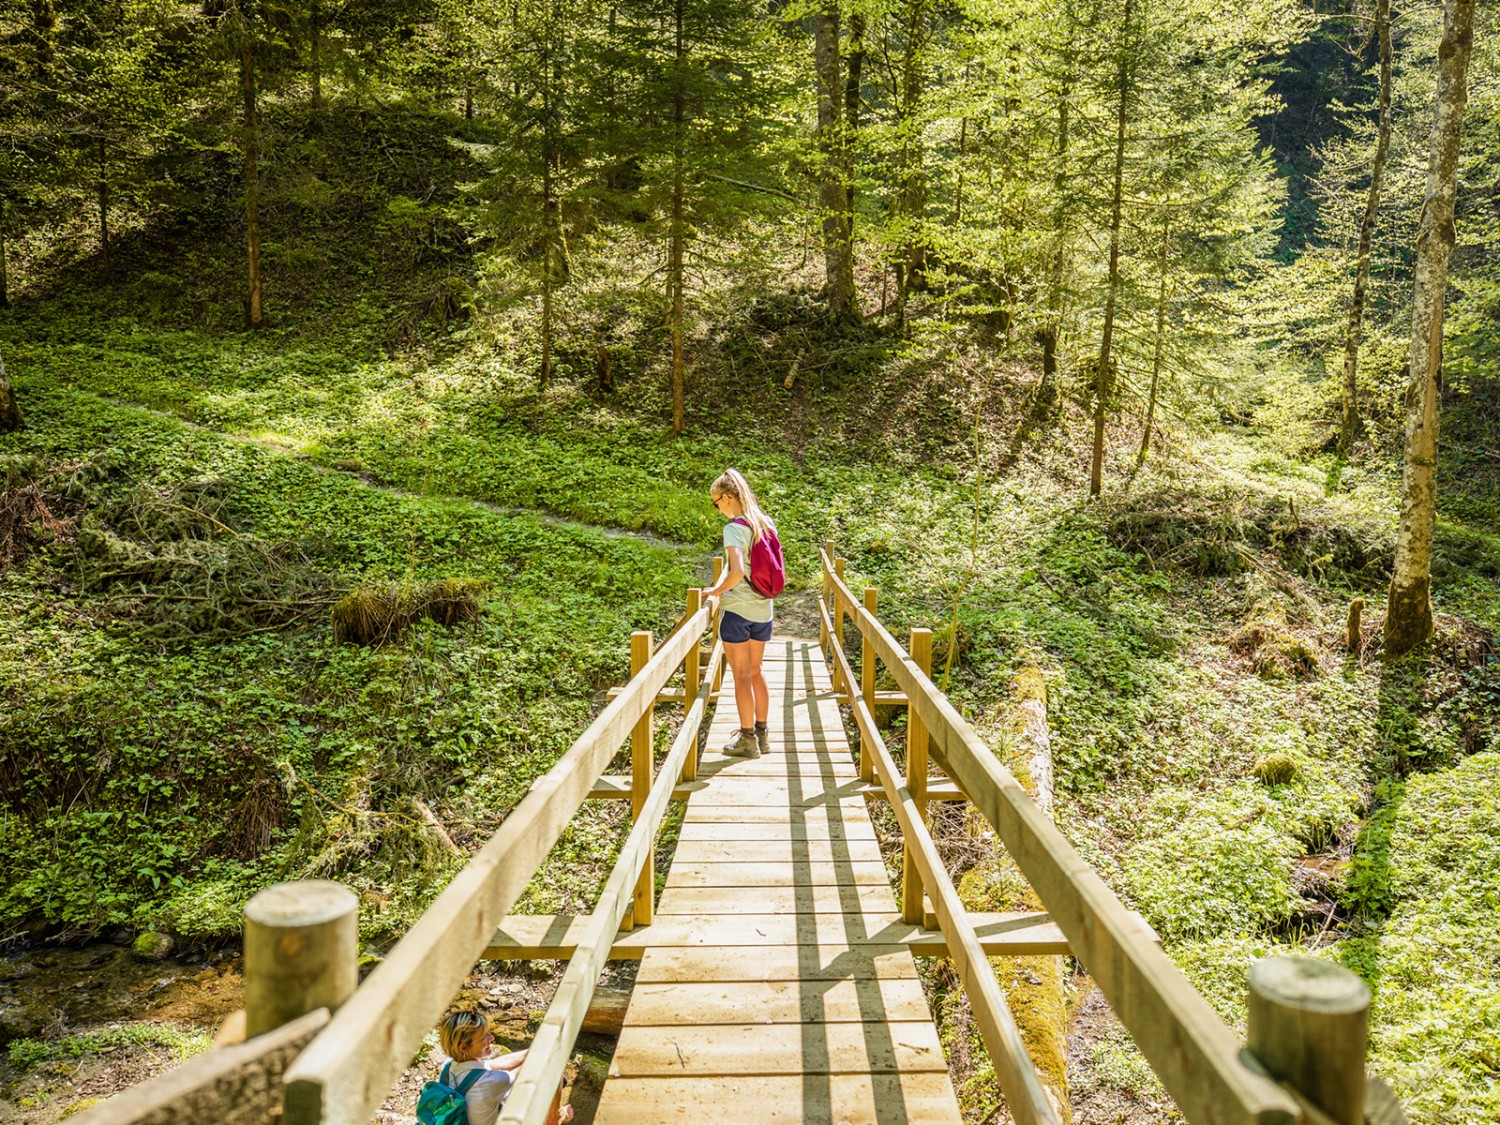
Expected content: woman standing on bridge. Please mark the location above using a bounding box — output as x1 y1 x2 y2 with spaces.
702 468 783 758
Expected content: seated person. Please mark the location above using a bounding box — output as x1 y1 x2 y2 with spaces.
437 1010 573 1125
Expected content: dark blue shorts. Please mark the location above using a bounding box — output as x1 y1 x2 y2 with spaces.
721 611 773 644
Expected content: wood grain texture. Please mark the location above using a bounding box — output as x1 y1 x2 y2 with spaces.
821 555 1301 1125
595 639 960 1123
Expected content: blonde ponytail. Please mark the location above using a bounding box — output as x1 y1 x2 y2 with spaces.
711 468 773 543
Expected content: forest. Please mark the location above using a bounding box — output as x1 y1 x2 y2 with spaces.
0 0 1497 1120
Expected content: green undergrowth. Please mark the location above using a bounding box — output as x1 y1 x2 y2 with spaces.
6 1022 210 1070
0 382 696 941
3 302 1498 1120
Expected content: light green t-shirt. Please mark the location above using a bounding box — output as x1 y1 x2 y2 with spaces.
720 520 774 624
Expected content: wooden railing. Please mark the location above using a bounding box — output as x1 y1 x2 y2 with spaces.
79 549 1404 1125
281 586 724 1125
818 541 1402 1125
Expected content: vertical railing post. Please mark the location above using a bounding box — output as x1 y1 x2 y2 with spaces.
710 557 725 692
683 588 702 782
820 539 835 659
626 630 655 930
833 556 847 698
1247 957 1371 1125
902 628 932 924
244 880 358 1038
860 587 878 783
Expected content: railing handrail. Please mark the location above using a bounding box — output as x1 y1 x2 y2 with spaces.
500 635 725 1124
283 599 719 1125
816 595 1063 1125
820 547 1301 1125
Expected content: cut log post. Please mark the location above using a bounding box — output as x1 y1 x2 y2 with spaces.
243 880 358 1038
1346 598 1365 656
1247 956 1370 1125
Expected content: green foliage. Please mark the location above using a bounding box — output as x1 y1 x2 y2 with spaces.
7 1022 210 1069
1358 752 1500 1120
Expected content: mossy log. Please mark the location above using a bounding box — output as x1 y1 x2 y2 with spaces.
1001 663 1070 1122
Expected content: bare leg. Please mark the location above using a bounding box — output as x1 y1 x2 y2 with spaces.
746 637 768 724
726 641 755 729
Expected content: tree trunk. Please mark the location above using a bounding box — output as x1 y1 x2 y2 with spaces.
0 347 21 431
1337 0 1393 456
97 137 110 276
241 32 265 329
539 31 557 389
1038 83 1069 400
844 12 865 215
1090 0 1133 499
814 7 857 321
310 0 323 116
670 0 687 435
0 220 9 309
1139 218 1170 464
894 0 928 327
1385 0 1476 656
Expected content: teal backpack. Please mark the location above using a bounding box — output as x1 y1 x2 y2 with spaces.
415 1061 484 1125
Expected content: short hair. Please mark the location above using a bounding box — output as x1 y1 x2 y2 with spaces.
439 1010 488 1060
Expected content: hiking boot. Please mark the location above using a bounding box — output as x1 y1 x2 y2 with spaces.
723 730 761 758
754 723 770 755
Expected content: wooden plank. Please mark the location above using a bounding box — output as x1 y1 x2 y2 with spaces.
283 604 715 1125
656 885 898 916
588 775 708 801
605 686 687 702
663 861 894 888
681 802 872 824
676 822 878 842
824 565 1300 1125
594 1071 962 1123
694 760 858 780
635 945 919 983
622 978 933 1025
482 912 1071 960
499 638 724 1125
671 839 885 864
608 1020 948 1077
682 785 874 806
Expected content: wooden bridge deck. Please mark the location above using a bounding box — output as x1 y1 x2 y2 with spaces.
595 638 963 1124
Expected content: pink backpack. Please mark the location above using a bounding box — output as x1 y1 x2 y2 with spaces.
732 518 786 599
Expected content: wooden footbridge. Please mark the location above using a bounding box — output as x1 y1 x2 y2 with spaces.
79 544 1401 1125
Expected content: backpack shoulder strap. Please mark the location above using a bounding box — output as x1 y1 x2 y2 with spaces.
439 1061 452 1087
455 1066 486 1096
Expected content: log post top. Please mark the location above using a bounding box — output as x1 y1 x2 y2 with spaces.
246 881 358 929
1249 957 1371 1015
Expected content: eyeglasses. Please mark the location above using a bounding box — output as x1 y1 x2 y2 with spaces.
710 494 726 508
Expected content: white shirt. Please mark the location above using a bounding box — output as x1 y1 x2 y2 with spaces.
446 1059 513 1125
